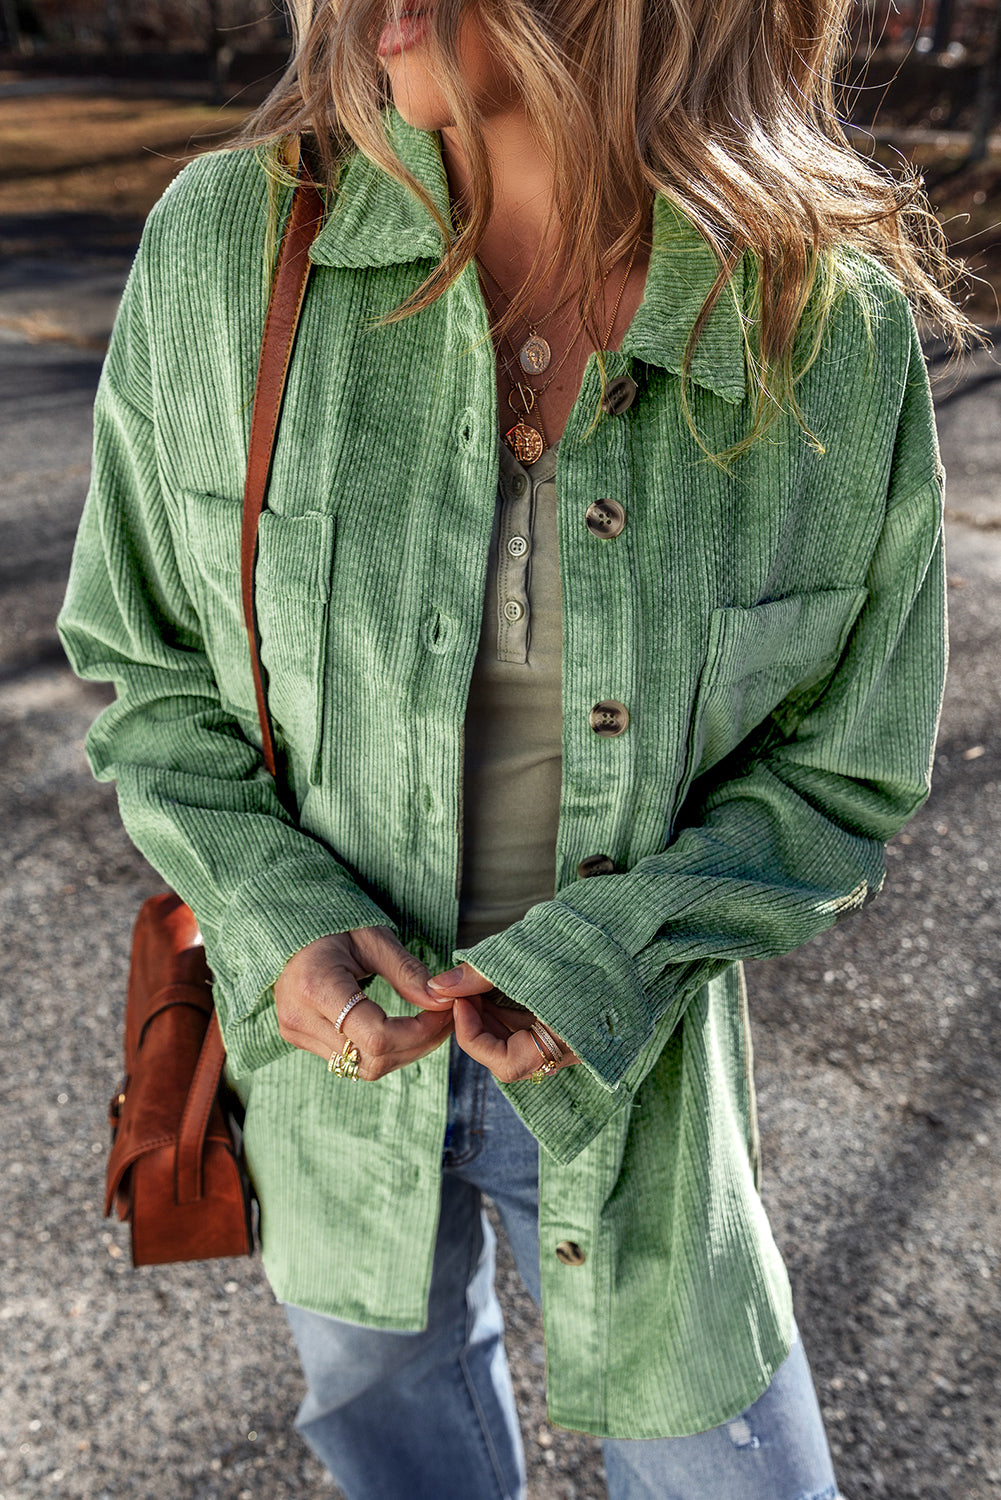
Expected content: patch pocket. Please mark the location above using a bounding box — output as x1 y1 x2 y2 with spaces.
681 586 868 796
178 491 335 780
177 490 253 715
255 509 336 785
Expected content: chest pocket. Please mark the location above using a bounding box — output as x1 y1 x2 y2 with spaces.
179 490 335 784
680 586 868 802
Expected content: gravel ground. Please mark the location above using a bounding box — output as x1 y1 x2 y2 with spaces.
0 258 998 1499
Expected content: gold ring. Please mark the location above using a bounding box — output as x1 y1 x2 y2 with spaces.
531 1060 559 1083
327 1039 361 1080
334 992 367 1033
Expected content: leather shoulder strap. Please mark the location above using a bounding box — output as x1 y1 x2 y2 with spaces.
241 173 325 778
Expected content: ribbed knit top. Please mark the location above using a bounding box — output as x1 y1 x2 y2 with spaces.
458 442 562 948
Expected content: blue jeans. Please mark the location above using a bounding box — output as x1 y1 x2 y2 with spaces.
285 1042 842 1500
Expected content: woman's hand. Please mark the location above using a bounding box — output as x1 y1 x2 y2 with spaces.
275 927 454 1080
426 962 580 1082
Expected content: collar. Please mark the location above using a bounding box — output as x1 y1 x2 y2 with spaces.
309 111 747 403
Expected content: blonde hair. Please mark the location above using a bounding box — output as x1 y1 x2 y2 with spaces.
239 0 978 452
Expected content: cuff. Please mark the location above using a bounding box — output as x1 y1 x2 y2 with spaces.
453 900 651 1091
212 849 395 1077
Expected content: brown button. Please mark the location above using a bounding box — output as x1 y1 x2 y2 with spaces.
555 1241 586 1267
585 499 626 539
601 375 638 416
577 854 615 878
589 700 629 737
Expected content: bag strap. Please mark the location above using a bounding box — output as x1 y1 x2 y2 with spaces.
240 170 326 779
176 169 325 1205
175 1011 229 1204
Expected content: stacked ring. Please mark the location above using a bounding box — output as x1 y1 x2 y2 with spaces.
530 1021 563 1065
334 992 367 1032
327 1039 361 1080
528 1021 563 1082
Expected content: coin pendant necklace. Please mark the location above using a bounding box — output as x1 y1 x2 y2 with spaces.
477 260 581 379
519 331 551 376
479 241 638 464
506 388 547 464
500 322 590 463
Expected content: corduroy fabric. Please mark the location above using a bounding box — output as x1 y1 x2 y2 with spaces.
59 113 946 1437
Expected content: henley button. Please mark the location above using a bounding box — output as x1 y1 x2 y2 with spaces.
511 474 528 497
555 1241 586 1267
585 499 626 538
601 375 638 416
507 534 529 558
589 700 629 736
503 599 524 623
577 854 615 878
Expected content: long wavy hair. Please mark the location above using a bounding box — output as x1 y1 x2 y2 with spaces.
239 0 976 451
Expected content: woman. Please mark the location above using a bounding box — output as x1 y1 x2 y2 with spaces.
59 2 972 1496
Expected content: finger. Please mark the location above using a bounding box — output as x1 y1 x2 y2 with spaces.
341 1008 454 1081
350 927 440 1012
469 996 529 1043
426 960 495 1001
288 994 383 1067
276 959 374 1053
452 997 543 1083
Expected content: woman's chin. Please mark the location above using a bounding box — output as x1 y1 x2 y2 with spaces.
385 82 455 133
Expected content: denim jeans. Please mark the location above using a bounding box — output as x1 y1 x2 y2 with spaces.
285 1040 842 1500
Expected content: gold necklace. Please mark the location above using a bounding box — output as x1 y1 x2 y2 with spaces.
451 210 582 373
481 240 639 464
476 258 583 376
479 284 590 456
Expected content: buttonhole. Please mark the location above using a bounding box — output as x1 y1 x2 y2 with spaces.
421 612 453 654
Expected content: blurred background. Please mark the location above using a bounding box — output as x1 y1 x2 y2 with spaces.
1 4 999 1499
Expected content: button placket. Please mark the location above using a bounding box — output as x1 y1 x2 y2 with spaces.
496 454 535 664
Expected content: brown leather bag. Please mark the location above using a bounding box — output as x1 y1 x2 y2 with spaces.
104 169 325 1266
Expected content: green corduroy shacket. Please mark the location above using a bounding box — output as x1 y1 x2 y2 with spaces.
58 113 947 1438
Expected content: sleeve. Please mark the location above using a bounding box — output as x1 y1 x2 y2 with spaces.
456 314 946 1101
57 235 394 1080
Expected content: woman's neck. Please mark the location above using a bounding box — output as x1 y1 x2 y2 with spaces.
440 109 562 287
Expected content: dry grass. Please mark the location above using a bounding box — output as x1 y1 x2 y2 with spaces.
0 91 248 220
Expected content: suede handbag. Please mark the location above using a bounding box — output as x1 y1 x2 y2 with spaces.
104 168 325 1266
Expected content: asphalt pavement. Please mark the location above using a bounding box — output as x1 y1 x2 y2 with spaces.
1 252 999 1500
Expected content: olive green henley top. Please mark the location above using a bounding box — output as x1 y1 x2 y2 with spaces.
458 442 562 949
58 112 947 1438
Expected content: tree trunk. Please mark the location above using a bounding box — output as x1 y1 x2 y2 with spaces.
105 0 121 53
969 0 1001 165
1 0 21 52
931 0 955 54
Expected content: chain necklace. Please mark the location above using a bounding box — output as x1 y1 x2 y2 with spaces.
478 284 589 454
479 240 639 464
476 257 587 377
451 205 583 373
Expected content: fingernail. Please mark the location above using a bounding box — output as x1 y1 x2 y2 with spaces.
427 967 463 992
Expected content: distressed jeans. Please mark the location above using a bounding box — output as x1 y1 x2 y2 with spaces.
285 1040 843 1500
